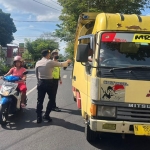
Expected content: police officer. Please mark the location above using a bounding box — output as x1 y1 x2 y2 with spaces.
35 49 71 123
51 49 62 112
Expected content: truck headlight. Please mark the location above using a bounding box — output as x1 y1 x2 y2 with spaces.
98 106 116 117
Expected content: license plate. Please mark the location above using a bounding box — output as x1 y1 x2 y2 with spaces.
134 125 150 136
102 123 116 130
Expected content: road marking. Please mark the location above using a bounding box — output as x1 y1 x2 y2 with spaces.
26 86 37 95
63 75 67 78
70 75 72 79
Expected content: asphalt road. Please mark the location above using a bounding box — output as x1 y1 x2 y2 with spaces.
0 66 150 150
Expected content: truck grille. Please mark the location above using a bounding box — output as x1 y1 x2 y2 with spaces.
117 107 150 122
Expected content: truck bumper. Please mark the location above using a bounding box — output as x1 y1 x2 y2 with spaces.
90 118 150 134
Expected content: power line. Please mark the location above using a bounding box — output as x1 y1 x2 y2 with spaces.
32 0 61 12
51 0 60 5
15 36 53 37
14 20 60 22
50 0 62 9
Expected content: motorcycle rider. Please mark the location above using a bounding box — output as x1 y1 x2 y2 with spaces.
3 56 27 108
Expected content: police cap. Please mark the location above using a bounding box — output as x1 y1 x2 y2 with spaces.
41 49 51 56
51 49 59 55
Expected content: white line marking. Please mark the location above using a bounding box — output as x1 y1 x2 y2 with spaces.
63 75 67 78
70 75 72 79
26 86 37 95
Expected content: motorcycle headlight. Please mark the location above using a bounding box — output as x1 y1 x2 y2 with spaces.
98 106 116 117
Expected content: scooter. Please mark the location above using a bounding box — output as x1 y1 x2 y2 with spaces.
0 72 28 124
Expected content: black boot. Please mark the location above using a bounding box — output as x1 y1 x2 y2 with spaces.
52 107 61 112
43 115 52 122
37 115 42 123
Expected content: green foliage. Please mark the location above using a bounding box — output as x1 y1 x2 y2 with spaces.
0 61 11 75
55 0 150 59
0 9 17 46
25 37 59 61
22 49 32 60
65 42 74 60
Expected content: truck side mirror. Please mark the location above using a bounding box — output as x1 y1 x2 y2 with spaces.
76 44 89 62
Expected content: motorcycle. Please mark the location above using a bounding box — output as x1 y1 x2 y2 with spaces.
0 72 28 124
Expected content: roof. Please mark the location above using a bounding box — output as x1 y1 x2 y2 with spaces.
92 13 150 33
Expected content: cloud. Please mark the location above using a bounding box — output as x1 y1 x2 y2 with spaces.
0 0 62 21
28 15 32 20
36 13 60 21
29 25 34 28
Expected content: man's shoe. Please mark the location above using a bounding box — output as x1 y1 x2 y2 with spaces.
52 107 61 112
37 116 42 123
43 115 52 122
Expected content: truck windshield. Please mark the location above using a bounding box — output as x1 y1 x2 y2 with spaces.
99 42 150 68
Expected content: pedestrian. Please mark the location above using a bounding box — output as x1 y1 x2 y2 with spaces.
35 49 71 123
51 49 62 112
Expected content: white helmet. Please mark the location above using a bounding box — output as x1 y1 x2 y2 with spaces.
51 49 59 55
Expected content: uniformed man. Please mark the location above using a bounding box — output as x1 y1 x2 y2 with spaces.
51 49 62 112
35 49 71 123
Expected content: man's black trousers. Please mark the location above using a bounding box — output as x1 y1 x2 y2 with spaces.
53 79 59 108
36 79 55 116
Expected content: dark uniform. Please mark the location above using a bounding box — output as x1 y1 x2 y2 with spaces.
52 63 61 111
35 50 68 123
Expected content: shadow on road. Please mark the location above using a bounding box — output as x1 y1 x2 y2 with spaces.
59 108 81 116
1 108 84 133
90 133 150 150
51 117 84 133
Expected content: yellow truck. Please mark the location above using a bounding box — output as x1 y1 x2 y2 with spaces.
72 12 150 141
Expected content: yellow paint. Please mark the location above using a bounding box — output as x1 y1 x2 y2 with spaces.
92 13 150 34
132 34 150 43
100 78 150 104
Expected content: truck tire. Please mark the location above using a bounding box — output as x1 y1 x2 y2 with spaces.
85 124 97 142
0 105 8 125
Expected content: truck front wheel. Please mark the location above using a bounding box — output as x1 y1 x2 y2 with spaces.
85 124 98 142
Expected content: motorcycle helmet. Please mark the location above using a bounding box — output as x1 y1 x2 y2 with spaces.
13 56 23 62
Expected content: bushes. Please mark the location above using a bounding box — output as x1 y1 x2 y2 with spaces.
0 62 11 76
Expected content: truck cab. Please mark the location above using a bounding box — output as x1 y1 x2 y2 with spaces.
72 12 150 141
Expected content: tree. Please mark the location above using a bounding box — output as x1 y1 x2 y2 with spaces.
22 49 32 60
25 38 59 61
65 42 74 60
55 0 150 58
0 9 17 46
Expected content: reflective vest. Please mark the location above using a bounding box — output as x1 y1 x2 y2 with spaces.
52 67 60 79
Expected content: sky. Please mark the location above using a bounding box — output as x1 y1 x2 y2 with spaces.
0 0 150 55
0 0 66 54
